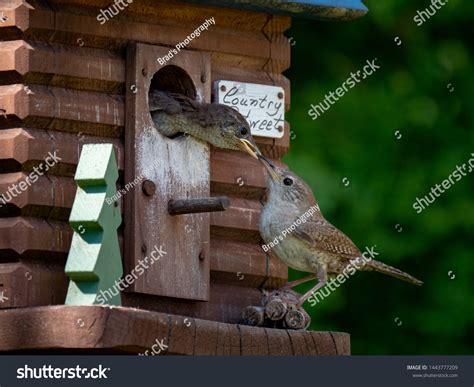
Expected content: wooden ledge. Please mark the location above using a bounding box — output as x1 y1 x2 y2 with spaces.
0 305 350 355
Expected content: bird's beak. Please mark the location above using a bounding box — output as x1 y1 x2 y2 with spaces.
238 138 261 160
258 154 279 181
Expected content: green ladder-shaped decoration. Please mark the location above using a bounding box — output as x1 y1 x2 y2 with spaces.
65 144 123 305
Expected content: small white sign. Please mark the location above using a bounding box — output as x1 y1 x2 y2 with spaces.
214 80 285 139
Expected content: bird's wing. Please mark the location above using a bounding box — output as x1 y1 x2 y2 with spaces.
166 93 200 113
290 217 361 260
149 91 190 114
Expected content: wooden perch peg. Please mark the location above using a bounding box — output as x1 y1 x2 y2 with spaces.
240 289 312 330
284 307 311 330
241 306 265 327
264 297 288 321
168 196 230 215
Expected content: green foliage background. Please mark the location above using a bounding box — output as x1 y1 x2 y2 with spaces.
285 0 473 355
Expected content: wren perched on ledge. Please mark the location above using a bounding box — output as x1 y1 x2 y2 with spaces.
258 157 423 307
149 90 262 159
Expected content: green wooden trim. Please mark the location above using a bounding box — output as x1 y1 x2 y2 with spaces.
65 144 123 305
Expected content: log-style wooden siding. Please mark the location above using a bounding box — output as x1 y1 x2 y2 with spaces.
0 0 291 322
0 305 351 355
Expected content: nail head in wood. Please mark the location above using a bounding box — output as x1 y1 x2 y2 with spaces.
168 196 230 216
142 180 156 196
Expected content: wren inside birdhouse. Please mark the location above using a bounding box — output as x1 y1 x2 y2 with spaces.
0 0 367 354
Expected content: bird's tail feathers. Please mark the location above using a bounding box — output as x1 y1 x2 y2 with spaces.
366 260 423 286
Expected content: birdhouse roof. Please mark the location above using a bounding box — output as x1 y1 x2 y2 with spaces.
184 0 368 21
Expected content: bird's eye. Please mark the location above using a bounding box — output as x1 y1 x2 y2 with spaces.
240 127 248 136
283 177 293 186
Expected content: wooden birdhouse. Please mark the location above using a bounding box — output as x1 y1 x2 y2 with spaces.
0 0 367 354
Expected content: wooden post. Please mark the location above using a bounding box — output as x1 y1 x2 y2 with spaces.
64 144 123 305
124 43 211 301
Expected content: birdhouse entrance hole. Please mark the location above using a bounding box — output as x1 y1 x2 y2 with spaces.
124 43 211 301
148 65 197 139
149 65 197 98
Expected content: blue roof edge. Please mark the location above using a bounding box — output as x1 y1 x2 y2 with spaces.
183 0 368 21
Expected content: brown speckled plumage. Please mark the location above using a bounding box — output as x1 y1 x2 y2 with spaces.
259 161 423 305
149 90 261 156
